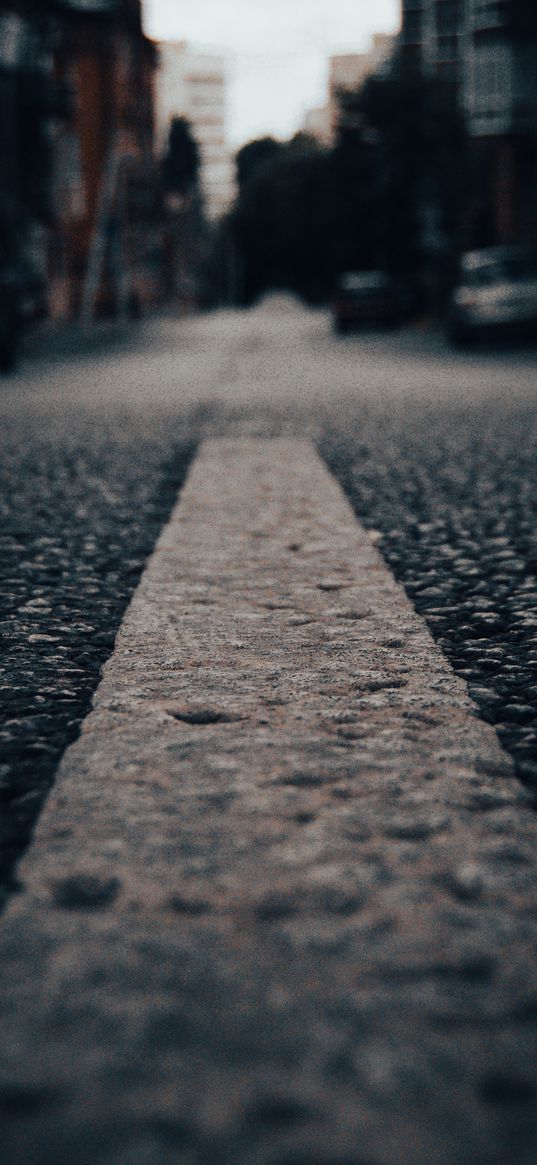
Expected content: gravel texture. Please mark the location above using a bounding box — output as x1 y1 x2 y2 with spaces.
320 397 537 798
0 413 194 902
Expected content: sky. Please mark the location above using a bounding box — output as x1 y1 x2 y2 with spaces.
144 0 400 146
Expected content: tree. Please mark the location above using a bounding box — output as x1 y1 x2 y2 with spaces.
162 117 200 197
229 58 467 312
232 134 338 303
356 62 468 307
236 137 284 193
160 118 207 306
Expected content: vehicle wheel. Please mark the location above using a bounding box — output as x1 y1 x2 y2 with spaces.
334 319 349 335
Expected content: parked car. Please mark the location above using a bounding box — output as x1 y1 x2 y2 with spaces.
332 271 399 333
448 245 537 345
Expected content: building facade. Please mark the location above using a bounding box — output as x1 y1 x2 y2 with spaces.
399 0 537 247
156 42 234 221
0 0 161 326
464 0 537 244
400 0 465 81
50 0 160 319
302 106 332 146
304 36 396 144
0 1 60 320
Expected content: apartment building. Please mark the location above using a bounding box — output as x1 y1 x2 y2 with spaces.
156 42 234 220
302 106 332 145
0 2 59 321
465 1 537 136
465 0 537 243
400 0 537 245
302 35 396 144
49 0 159 319
0 0 161 323
400 0 427 64
400 0 465 80
331 36 396 135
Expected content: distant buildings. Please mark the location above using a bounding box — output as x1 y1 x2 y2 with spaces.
0 2 59 316
464 0 537 245
156 42 235 220
303 35 396 144
0 0 162 323
303 106 332 147
0 9 235 335
51 0 160 320
400 0 537 246
400 0 465 81
330 35 395 100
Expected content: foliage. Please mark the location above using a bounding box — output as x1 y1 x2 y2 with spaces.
233 136 327 302
236 137 284 192
360 64 468 283
230 60 467 308
162 117 200 197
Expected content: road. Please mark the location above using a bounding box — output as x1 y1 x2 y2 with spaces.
1 299 537 1160
2 297 537 895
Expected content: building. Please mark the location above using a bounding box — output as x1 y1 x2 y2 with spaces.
400 0 426 64
49 0 160 320
0 2 60 324
0 0 162 325
399 0 537 246
302 36 396 146
463 0 537 244
400 0 465 81
302 106 332 146
156 42 234 220
328 36 396 139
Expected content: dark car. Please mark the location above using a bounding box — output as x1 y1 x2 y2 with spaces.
332 271 399 334
448 245 537 345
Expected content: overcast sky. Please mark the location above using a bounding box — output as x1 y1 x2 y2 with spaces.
145 0 400 146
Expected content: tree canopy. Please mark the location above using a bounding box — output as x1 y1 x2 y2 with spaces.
229 64 467 308
162 117 200 197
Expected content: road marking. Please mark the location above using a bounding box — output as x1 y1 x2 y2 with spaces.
1 438 537 1162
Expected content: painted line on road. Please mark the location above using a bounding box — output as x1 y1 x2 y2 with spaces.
1 438 537 1162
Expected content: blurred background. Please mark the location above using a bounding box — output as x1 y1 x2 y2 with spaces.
1 0 537 366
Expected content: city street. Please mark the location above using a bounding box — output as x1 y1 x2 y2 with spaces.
2 299 537 1162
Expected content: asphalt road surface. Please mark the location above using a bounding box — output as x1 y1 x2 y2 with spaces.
1 299 537 1161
